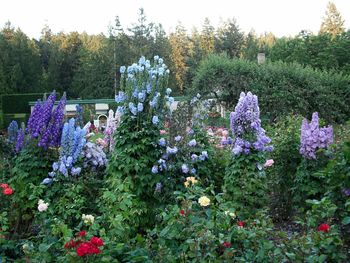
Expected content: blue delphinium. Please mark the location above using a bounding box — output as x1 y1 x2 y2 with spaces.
152 165 159 174
115 91 127 103
182 164 189 174
7 120 18 144
174 135 182 142
188 139 197 147
230 92 272 155
152 116 159 125
159 138 166 147
137 102 144 112
75 104 84 128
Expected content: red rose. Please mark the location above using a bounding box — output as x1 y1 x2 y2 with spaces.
90 236 104 247
90 244 101 254
0 183 9 189
78 230 86 237
237 221 245 228
180 209 185 216
3 188 13 195
223 241 231 248
76 242 90 257
318 223 330 232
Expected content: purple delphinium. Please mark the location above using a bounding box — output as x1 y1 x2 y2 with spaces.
27 100 43 138
33 91 56 138
300 112 333 159
230 92 272 155
15 128 25 152
342 188 350 197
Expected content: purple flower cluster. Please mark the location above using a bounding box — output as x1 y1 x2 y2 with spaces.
82 142 108 170
15 128 25 152
39 94 67 148
230 92 272 155
28 92 56 138
300 112 333 159
26 91 66 149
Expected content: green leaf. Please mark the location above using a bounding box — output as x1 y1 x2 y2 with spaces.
341 216 350 225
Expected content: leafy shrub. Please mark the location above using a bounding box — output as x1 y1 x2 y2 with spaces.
192 54 350 123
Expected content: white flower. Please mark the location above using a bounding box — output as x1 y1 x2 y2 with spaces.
37 199 49 212
198 196 210 207
82 214 95 225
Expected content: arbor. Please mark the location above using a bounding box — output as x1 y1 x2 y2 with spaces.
320 2 345 37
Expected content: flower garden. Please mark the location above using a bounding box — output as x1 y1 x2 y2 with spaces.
1 56 350 262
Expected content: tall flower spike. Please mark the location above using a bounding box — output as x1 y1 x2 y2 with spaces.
300 112 333 159
230 92 272 155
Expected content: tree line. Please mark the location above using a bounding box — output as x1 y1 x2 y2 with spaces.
0 3 349 99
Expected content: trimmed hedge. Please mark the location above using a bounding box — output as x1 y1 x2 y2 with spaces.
191 54 350 123
1 93 45 114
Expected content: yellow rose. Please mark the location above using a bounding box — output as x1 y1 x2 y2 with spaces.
198 196 210 207
184 181 189 187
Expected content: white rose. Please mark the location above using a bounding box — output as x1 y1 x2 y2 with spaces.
38 202 49 212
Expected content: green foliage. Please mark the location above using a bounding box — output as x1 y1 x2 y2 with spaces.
224 152 268 217
267 115 303 220
192 54 350 123
269 32 350 73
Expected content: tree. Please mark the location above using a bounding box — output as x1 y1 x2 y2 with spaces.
200 18 215 56
216 18 244 58
128 8 154 58
320 2 345 37
169 23 191 93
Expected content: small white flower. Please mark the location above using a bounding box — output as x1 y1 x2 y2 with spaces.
82 214 95 225
37 200 49 212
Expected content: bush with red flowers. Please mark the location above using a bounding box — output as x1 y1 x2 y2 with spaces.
317 223 330 232
64 231 103 258
1 183 13 195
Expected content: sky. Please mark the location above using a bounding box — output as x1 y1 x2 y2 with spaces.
0 0 350 39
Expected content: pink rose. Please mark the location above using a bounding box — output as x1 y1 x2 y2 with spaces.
160 130 167 135
264 159 274 167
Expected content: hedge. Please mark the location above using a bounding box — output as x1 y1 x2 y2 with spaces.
1 93 47 114
191 54 350 123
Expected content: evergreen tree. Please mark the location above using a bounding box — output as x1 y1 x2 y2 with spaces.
216 18 244 58
320 2 345 37
200 18 215 55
